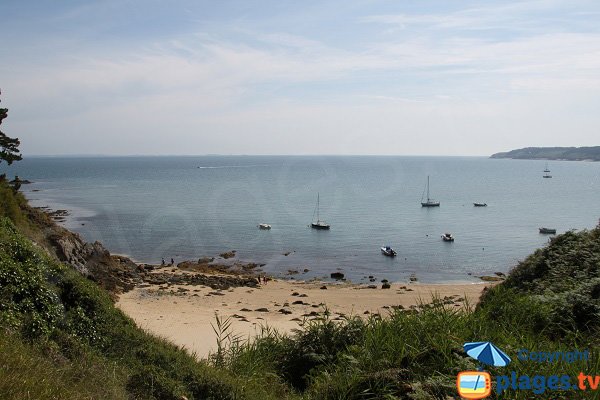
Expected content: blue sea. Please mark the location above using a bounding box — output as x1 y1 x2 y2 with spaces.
6 156 600 283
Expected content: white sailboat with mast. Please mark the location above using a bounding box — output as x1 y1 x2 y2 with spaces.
311 193 330 229
421 176 440 207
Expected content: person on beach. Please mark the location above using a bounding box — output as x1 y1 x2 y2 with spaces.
171 258 174 265
161 258 165 266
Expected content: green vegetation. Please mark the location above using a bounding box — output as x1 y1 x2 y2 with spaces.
216 226 600 399
0 92 22 166
491 146 600 161
1 176 599 399
0 184 291 400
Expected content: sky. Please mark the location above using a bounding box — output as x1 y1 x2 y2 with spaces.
1 0 600 156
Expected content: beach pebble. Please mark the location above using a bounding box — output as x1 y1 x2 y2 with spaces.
320 285 327 290
255 308 269 312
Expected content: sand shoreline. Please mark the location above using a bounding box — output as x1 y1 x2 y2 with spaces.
117 276 492 359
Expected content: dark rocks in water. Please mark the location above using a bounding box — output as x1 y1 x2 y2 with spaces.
494 271 506 277
381 279 389 283
219 250 236 259
9 176 32 184
287 269 299 275
409 274 418 282
479 275 503 282
382 283 391 289
303 268 310 273
330 272 345 280
369 278 376 282
283 251 292 256
198 256 215 264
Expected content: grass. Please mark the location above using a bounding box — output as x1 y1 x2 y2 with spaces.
1 178 599 399
0 181 293 399
215 226 600 399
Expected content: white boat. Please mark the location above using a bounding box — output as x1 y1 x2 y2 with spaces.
441 233 454 242
381 246 397 257
421 176 440 207
258 223 271 230
539 227 556 234
311 193 330 230
473 202 487 207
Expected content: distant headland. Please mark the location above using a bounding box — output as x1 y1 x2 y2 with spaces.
490 146 600 161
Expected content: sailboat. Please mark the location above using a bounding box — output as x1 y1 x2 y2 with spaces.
421 176 440 207
311 193 330 229
543 162 552 178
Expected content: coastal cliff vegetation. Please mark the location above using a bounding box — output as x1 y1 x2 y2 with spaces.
1 178 599 399
490 146 600 161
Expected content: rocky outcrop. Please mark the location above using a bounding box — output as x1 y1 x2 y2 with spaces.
48 228 142 295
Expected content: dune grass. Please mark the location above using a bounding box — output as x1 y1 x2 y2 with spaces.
1 178 599 399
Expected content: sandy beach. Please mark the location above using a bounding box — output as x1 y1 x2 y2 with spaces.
117 277 492 359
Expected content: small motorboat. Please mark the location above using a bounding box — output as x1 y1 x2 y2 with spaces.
381 245 397 257
258 223 272 230
441 233 455 242
473 202 487 207
539 227 556 234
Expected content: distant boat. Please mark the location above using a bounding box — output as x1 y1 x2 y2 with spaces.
258 223 271 230
311 193 330 230
381 245 397 257
421 176 440 207
539 227 556 234
441 233 455 242
543 162 552 178
473 202 487 207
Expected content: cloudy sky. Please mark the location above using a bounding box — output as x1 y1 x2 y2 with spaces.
1 0 599 156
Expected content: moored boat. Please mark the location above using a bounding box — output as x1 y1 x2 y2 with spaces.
311 193 330 230
473 202 487 207
421 176 440 207
381 245 397 257
539 227 556 234
543 162 552 178
441 233 455 242
258 223 271 230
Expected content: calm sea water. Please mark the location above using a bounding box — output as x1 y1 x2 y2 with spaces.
6 156 600 283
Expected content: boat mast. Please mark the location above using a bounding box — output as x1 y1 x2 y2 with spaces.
317 193 320 223
427 176 430 202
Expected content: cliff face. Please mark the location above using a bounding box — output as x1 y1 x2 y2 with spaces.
22 204 142 296
48 229 142 294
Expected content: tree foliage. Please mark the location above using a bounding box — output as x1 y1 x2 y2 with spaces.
0 91 22 166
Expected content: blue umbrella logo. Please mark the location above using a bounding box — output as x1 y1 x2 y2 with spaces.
464 341 511 369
